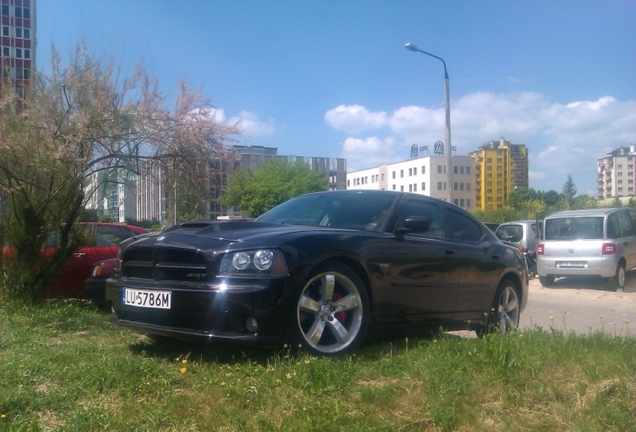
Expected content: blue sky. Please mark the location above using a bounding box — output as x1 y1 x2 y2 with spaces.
37 0 636 196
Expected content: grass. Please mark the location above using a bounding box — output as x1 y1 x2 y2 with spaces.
0 301 635 431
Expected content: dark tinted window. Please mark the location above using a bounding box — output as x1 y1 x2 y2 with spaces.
443 208 483 242
397 199 445 239
545 217 604 240
256 193 398 231
617 210 635 237
496 224 523 242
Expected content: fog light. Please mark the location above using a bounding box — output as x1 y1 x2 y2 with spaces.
246 317 258 332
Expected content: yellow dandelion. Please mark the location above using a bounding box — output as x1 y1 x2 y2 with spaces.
180 367 187 373
181 359 187 364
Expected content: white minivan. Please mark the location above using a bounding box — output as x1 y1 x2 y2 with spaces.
536 208 636 290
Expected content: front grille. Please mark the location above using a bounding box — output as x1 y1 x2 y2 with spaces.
122 247 210 282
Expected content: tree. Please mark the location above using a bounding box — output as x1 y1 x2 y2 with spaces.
221 159 328 217
0 45 237 302
562 174 578 208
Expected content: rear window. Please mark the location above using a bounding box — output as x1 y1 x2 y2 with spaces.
544 217 603 240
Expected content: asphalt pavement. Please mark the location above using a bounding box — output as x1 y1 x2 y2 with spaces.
519 273 636 337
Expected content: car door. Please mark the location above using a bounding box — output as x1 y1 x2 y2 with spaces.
388 198 459 318
617 209 636 270
443 206 505 314
48 225 118 296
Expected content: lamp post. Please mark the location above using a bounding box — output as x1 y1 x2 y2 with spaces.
405 42 453 203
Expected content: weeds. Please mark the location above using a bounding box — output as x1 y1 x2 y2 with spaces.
0 301 635 431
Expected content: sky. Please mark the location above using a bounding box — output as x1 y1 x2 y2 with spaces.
37 0 636 196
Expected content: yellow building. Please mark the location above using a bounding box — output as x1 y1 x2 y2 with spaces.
469 137 529 210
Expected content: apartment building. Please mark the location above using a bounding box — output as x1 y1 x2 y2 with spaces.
469 137 529 210
597 145 636 200
346 155 476 210
0 0 34 98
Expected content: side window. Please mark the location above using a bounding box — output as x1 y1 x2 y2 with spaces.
443 208 483 242
607 214 621 239
617 210 635 237
398 200 446 239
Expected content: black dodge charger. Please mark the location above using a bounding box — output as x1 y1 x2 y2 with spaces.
106 190 528 356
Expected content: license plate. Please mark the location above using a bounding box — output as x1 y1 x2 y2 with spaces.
557 261 587 268
123 288 171 309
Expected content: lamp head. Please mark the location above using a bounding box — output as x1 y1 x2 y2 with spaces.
405 42 419 52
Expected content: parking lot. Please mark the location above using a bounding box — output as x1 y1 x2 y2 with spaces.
519 273 636 337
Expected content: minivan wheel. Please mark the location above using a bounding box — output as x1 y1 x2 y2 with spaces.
539 275 555 287
609 263 626 291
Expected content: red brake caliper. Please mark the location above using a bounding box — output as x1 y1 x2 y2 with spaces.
331 291 347 322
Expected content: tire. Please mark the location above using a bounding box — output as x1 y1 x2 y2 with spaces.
609 262 626 291
291 262 369 356
539 275 555 287
479 280 520 336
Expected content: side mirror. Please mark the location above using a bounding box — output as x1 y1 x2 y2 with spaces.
395 216 432 238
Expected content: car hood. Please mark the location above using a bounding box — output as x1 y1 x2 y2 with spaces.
124 221 355 254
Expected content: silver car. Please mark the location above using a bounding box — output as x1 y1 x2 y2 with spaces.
536 208 636 290
494 220 542 257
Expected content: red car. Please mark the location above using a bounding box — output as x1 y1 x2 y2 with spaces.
42 223 147 298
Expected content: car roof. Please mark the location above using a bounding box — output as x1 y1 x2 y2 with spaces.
545 208 625 219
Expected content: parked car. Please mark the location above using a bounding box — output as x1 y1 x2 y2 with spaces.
85 258 118 306
494 220 542 257
106 190 528 356
44 223 147 297
483 222 500 232
537 208 636 290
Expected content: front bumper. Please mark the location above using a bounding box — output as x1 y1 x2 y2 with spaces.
106 278 294 347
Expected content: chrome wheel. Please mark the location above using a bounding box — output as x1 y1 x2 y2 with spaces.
480 280 520 336
612 263 626 290
494 283 520 333
293 263 368 355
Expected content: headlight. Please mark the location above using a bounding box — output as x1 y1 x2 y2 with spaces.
219 249 288 277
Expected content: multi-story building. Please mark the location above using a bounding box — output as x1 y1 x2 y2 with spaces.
86 146 347 224
346 155 476 210
0 0 35 98
597 145 636 200
469 137 529 210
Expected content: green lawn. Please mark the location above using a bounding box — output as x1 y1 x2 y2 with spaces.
1 301 635 431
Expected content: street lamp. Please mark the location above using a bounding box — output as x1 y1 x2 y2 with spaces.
405 42 453 203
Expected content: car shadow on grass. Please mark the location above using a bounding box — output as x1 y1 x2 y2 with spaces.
126 328 448 364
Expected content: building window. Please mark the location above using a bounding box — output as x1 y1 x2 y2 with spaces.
454 182 458 191
392 185 396 190
400 185 404 192
381 173 385 181
2 47 8 57
2 26 8 37
24 49 30 60
413 183 417 192
466 183 470 191
460 183 464 191
438 182 443 190
392 171 396 179
15 28 22 38
422 182 426 190
413 167 417 175
408 168 412 176
460 199 465 207
409 184 412 192
1 5 8 15
437 165 442 174
466 167 470 175
15 48 22 59
400 170 404 178
453 166 458 174
14 7 22 18
23 8 30 19
467 199 471 207
24 29 30 39
422 166 426 174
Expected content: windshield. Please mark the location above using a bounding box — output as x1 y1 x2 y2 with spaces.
544 217 603 240
256 193 399 232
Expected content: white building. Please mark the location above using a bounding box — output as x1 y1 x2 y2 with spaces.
597 145 636 200
347 155 476 210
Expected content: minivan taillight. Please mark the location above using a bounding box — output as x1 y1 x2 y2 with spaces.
602 243 616 255
537 244 544 255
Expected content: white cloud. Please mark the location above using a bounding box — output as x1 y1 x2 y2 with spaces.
326 93 636 195
227 111 275 136
324 104 388 133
